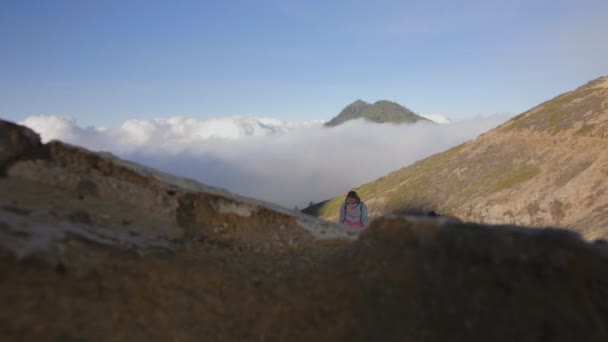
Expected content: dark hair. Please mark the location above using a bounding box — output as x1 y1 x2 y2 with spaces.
346 190 360 202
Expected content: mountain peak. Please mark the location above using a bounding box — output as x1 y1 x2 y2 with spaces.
373 100 397 105
351 99 369 105
324 99 430 127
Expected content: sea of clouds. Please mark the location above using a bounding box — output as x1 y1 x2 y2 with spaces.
19 114 511 209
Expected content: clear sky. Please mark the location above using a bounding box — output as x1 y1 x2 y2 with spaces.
1 0 607 127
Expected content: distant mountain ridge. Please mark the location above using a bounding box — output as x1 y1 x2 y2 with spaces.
324 100 431 126
308 76 608 240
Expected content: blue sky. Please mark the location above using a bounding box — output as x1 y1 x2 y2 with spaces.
1 0 607 127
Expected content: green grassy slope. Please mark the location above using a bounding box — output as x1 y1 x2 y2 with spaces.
305 76 608 239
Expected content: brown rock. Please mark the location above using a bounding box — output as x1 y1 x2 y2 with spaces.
1 215 607 341
0 119 43 173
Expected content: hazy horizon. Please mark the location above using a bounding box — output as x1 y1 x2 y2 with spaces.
20 113 512 209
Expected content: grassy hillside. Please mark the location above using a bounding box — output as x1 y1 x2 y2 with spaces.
306 76 608 240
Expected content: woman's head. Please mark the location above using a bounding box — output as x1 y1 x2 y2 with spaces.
346 190 360 204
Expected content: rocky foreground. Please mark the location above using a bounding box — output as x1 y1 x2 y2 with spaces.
1 119 608 341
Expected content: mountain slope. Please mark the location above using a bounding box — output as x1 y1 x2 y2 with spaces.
307 76 608 240
2 119 608 340
324 100 431 126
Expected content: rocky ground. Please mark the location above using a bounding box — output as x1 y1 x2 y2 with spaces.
2 119 608 341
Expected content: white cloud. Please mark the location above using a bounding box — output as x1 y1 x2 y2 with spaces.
20 114 512 209
20 115 82 142
419 113 451 124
